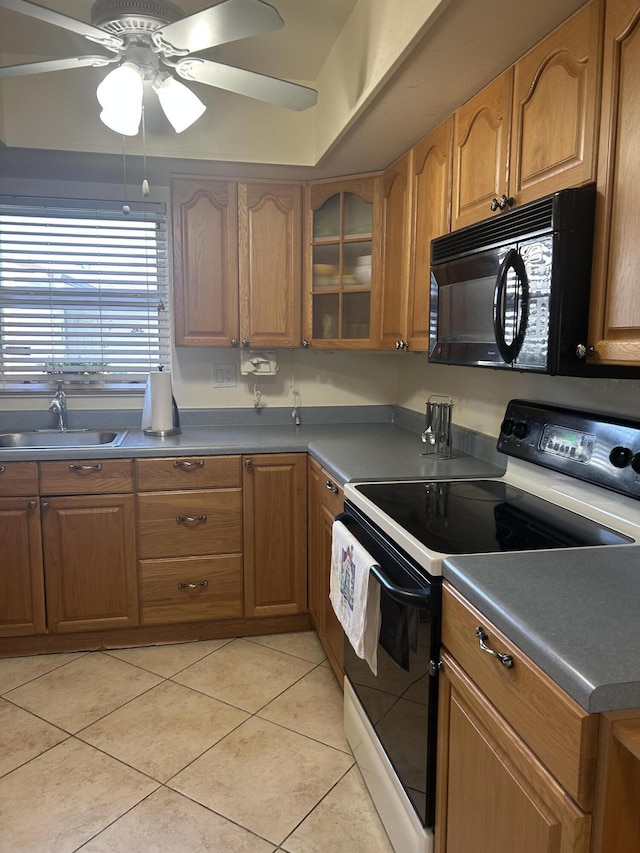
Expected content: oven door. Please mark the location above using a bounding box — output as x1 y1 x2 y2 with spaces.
338 505 441 830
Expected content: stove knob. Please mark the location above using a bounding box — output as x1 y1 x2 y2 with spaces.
500 418 515 436
631 453 640 474
513 421 530 440
610 446 632 468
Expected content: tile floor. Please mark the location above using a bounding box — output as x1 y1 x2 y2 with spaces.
0 631 394 852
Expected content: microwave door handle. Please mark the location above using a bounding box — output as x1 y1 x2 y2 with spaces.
369 563 431 607
493 248 530 364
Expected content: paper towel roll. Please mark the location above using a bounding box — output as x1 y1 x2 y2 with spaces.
150 370 174 432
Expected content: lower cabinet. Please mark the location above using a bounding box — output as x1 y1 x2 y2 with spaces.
243 453 307 618
308 457 344 680
42 493 138 633
136 455 243 625
0 494 45 637
436 583 595 853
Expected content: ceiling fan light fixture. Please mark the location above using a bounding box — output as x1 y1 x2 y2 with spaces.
153 74 206 133
97 61 144 135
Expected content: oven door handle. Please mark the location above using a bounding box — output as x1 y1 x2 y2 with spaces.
369 563 431 607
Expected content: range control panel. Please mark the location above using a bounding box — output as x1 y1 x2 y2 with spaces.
497 399 640 499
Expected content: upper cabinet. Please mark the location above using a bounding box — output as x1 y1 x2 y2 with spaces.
451 1 601 230
172 178 238 347
172 177 302 348
304 174 382 348
588 0 640 366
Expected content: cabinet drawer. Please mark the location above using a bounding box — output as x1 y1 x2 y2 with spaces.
137 489 242 559
442 583 599 810
40 459 133 495
136 455 241 491
140 555 243 624
0 462 39 496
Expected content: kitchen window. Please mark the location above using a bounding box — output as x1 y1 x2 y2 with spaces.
0 196 170 392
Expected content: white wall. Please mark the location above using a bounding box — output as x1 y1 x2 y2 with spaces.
396 354 640 436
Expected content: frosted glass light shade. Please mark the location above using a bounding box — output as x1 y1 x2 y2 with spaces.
97 62 144 136
154 75 206 133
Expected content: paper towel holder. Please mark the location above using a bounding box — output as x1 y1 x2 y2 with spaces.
143 378 182 437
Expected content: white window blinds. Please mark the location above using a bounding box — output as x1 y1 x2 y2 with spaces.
0 196 170 391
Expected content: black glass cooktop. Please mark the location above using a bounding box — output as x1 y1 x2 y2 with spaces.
354 479 633 554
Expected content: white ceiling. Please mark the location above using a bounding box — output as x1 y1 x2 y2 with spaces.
0 0 588 181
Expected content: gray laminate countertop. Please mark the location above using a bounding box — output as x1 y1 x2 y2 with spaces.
443 547 640 713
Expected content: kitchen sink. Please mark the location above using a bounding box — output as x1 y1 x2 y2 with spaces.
0 429 128 449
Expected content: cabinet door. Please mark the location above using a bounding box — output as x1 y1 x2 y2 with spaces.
379 151 413 350
588 0 640 365
243 453 307 618
238 182 302 348
0 497 46 636
452 71 513 230
510 1 600 206
307 457 324 632
436 651 591 853
171 177 239 347
407 117 453 351
42 494 138 633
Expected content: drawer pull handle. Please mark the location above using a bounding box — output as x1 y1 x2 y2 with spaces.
325 479 339 494
177 580 209 589
475 626 514 669
176 514 207 524
173 460 204 469
69 463 103 472
0 465 5 474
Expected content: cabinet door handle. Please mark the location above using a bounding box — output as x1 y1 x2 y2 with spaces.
42 501 49 512
69 463 103 472
242 338 250 347
245 458 252 468
173 460 204 469
28 499 37 510
475 626 514 669
0 465 5 474
176 514 207 524
177 580 209 589
325 479 338 494
231 338 239 347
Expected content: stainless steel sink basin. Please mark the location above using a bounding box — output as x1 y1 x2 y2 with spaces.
0 429 128 449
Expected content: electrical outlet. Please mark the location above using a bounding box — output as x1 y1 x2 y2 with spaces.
212 364 237 388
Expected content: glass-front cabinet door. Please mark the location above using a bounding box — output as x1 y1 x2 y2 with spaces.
304 175 381 348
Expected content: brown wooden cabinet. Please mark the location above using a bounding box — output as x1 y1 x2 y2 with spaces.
0 486 45 637
39 459 138 634
307 457 344 681
588 0 640 366
304 174 382 348
451 2 600 231
172 177 302 348
378 151 413 351
243 452 307 618
436 583 596 853
136 455 243 625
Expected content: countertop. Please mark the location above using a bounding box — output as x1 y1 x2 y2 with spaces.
0 421 505 484
444 547 640 713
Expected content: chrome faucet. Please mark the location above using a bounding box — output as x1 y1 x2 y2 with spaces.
48 380 68 430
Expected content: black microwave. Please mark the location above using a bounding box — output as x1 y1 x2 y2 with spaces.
429 184 596 375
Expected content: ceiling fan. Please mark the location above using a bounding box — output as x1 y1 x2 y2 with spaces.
0 0 318 134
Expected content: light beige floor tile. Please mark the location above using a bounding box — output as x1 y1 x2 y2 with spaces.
258 666 350 752
5 652 162 733
0 698 68 776
0 738 158 853
281 766 394 853
170 716 353 845
78 787 276 852
172 638 315 712
247 631 327 664
0 651 85 694
105 638 233 677
78 680 248 782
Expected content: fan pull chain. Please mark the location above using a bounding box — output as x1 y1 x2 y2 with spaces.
122 136 131 215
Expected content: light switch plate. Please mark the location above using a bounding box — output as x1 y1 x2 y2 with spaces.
212 364 237 387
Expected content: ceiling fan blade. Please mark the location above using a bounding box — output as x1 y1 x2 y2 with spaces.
153 0 283 56
0 0 123 51
0 55 117 80
175 58 317 111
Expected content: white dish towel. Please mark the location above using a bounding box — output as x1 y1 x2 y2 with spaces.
330 519 381 675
